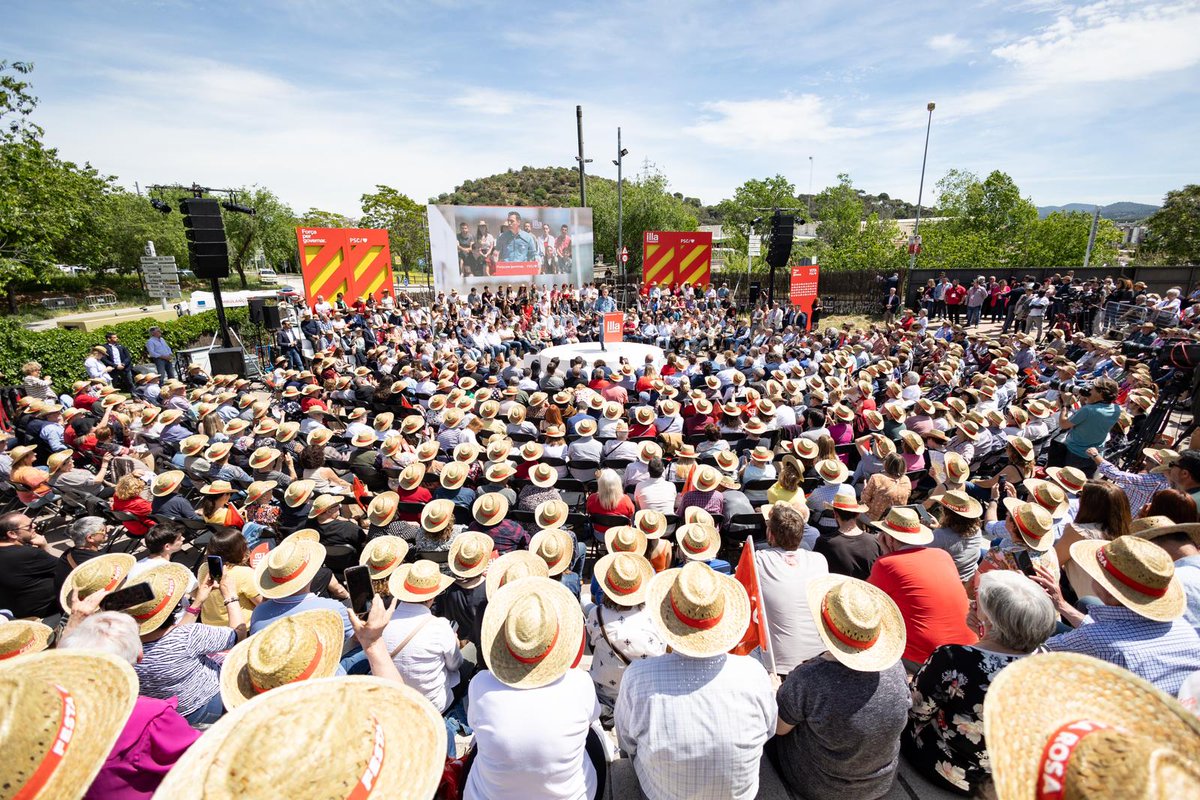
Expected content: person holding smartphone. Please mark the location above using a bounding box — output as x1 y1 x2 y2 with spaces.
972 482 1061 597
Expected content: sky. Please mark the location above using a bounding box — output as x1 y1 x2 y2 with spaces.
5 0 1199 215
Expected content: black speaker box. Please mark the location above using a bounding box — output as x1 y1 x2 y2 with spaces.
261 303 282 331
208 347 246 378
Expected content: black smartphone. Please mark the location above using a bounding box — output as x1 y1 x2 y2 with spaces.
99 582 155 612
344 565 374 617
1013 549 1037 577
998 475 1008 498
206 555 224 582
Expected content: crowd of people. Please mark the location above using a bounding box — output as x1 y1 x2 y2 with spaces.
1 273 1199 800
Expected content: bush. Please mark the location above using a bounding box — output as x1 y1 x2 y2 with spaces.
0 309 262 394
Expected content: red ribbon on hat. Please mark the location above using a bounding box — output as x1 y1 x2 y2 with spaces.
1035 720 1110 800
131 579 177 621
885 519 922 534
345 718 386 800
605 573 640 596
250 639 325 694
820 597 879 650
669 591 724 630
402 577 441 596
270 553 312 584
506 624 559 665
11 685 73 800
1096 548 1167 598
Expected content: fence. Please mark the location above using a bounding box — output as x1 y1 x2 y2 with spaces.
904 265 1200 308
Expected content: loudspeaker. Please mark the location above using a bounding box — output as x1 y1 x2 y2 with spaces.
208 347 246 378
766 212 795 269
181 198 230 279
749 281 762 306
261 303 282 331
248 297 265 325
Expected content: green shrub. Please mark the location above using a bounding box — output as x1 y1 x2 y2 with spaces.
0 309 263 393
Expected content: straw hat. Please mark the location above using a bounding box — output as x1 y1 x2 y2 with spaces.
438 462 468 491
485 550 550 599
245 480 277 505
0 650 139 800
528 462 558 489
985 652 1200 800
151 470 186 497
831 404 855 424
449 532 494 579
691 465 720 492
484 462 516 483
307 494 344 518
452 442 479 464
59 552 135 612
179 434 210 457
1146 448 1180 473
485 439 512 463
807 575 905 672
359 536 410 581
1006 435 1035 461
575 417 597 437
749 446 773 464
898 429 925 454
1135 521 1200 548
936 489 983 519
645 562 750 658
1070 536 1184 621
397 463 426 492
1001 500 1056 552
1023 478 1069 517
367 491 400 527
594 552 654 606
420 499 455 534
200 479 236 496
792 438 819 460
828 485 868 514
276 421 300 442
1046 466 1087 495
638 441 663 464
482 577 584 689
816 458 849 484
158 676 446 800
684 507 715 527
0 619 53 659
532 499 567 530
283 479 316 508
861 409 884 431
530 528 574 576
675 523 719 561
943 452 970 485
714 450 738 472
122 562 194 634
205 442 233 462
415 440 438 462
605 525 648 557
473 492 509 527
220 610 343 710
634 509 667 540
958 420 985 441
743 419 768 437
389 560 455 603
870 507 933 545
255 536 327 600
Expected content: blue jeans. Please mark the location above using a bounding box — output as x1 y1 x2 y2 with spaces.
185 691 225 727
967 305 982 326
154 357 177 381
285 346 304 370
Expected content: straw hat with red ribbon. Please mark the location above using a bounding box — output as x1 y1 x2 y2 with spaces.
1070 536 1184 622
1001 500 1056 553
420 499 455 534
1046 466 1087 495
122 562 194 634
449 532 494 579
645 562 750 658
0 619 53 661
220 609 343 710
359 536 410 581
675 523 720 561
255 536 327 600
1023 478 1069 517
529 528 574 576
828 485 868 514
605 525 649 557
59 553 135 612
936 489 983 519
593 552 654 606
485 550 550 600
807 575 906 672
870 507 933 545
389 560 455 603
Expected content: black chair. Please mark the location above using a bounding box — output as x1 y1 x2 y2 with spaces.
834 443 861 470
741 478 776 508
508 508 537 527
394 501 427 520
324 543 359 575
452 504 475 526
725 512 766 543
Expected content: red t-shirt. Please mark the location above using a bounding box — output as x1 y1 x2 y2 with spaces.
585 493 635 533
394 487 432 521
868 546 977 663
945 286 967 306
112 496 154 537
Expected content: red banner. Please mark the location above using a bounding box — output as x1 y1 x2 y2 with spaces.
642 230 712 286
789 263 820 329
602 312 623 345
296 227 394 306
493 261 540 277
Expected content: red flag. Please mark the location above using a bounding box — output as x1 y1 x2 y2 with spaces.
351 476 368 510
730 538 772 668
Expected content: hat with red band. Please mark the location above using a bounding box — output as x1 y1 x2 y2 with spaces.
1001 499 1056 553
59 553 135 613
593 552 654 607
807 575 905 672
122 562 194 634
448 531 494 579
482 577 585 688
485 550 550 600
529 528 573 576
1071 536 1184 622
220 609 343 710
870 507 933 545
359 536 409 581
0 620 53 661
255 537 327 600
1046 466 1087 495
646 562 750 658
389 560 455 603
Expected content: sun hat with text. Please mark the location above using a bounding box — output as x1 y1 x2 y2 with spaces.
220 609 343 710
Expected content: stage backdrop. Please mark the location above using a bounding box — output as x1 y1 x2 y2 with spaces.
295 227 394 305
789 263 820 329
642 230 712 286
427 205 593 295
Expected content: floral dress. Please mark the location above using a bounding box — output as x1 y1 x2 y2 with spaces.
902 645 1024 795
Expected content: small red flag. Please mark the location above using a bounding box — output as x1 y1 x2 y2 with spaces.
351 476 368 509
730 538 772 667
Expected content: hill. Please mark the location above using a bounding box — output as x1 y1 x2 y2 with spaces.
1037 201 1157 223
429 166 607 207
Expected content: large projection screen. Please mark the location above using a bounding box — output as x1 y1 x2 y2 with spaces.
427 205 594 294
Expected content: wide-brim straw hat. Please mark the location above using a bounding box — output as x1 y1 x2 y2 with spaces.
359 535 410 580
605 526 648 557
984 652 1200 800
179 434 210 456
473 492 510 526
528 462 558 489
937 489 983 519
420 499 455 533
255 538 327 600
675 523 720 561
220 609 344 710
1046 466 1087 495
829 486 869 514
122 562 194 634
283 479 316 508
634 509 667 540
276 421 300 442
898 430 926 455
692 465 721 492
1005 434 1035 461
152 470 186 497
1071 536 1184 622
485 550 550 600
530 528 574 576
816 458 849 484
452 442 479 463
449 531 494 579
1147 448 1181 473
367 491 400 527
575 417 597 437
397 463 426 491
807 575 906 672
870 507 933 545
200 479 235 496
639 441 663 464
245 480 277 505
792 438 819 460
0 619 54 659
389 560 455 602
532 499 567 530
0 650 139 800
159 676 446 800
646 562 750 658
1000 499 1055 552
1023 478 1069 517
307 494 344 518
205 442 233 461
484 462 516 483
481 577 584 689
248 447 281 471
1135 521 1200 548
60 552 135 612
439 461 469 490
594 552 654 606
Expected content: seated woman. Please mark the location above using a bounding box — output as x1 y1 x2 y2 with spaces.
972 435 1037 491
198 480 245 529
927 489 985 585
112 473 155 537
860 452 912 522
298 443 353 496
766 454 805 506
196 528 262 627
902 570 1057 795
586 468 636 535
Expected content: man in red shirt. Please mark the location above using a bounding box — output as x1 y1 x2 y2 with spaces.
944 280 967 326
867 508 977 671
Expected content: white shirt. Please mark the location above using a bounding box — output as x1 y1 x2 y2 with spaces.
616 652 777 800
634 477 677 514
755 547 830 673
466 669 599 800
584 603 666 704
381 603 462 712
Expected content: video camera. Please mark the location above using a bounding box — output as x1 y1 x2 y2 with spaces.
1046 378 1093 394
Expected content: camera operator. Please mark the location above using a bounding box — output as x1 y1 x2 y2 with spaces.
1052 377 1121 477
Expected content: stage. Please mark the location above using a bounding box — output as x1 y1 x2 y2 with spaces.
525 341 666 372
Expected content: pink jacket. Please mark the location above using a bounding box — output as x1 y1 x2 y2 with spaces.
85 696 200 799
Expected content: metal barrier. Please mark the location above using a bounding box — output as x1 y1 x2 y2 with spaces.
1099 301 1180 332
40 296 77 309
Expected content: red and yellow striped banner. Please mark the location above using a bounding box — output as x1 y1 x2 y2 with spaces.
641 230 712 286
296 227 394 305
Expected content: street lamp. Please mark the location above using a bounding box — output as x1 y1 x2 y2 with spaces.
613 128 629 286
906 102 936 298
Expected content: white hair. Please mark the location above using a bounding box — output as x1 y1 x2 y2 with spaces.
58 611 143 665
976 570 1057 652
596 469 624 508
69 516 107 548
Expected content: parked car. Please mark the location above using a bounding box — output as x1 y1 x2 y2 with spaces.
258 268 278 285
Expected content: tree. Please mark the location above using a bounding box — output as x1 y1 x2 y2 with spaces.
298 208 356 229
814 173 864 250
920 168 1039 270
587 169 699 272
359 185 427 278
1024 211 1122 268
220 186 298 287
1143 185 1200 264
714 175 803 255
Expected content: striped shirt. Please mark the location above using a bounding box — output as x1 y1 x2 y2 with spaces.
134 624 237 716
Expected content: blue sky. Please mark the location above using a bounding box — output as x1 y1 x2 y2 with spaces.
6 0 1199 214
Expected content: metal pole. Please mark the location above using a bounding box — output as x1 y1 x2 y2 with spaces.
1083 206 1100 268
211 276 232 348
905 102 935 301
616 127 623 284
575 106 588 208
808 156 814 219
746 224 752 294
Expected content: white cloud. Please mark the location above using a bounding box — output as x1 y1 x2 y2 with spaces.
685 94 866 150
927 33 971 57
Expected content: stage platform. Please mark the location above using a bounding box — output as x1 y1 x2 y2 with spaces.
526 341 666 372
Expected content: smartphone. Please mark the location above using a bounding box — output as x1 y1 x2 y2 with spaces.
1013 549 1037 577
99 582 155 612
206 555 224 581
998 475 1008 498
344 565 374 617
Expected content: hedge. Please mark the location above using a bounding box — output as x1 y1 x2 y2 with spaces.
0 309 263 394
